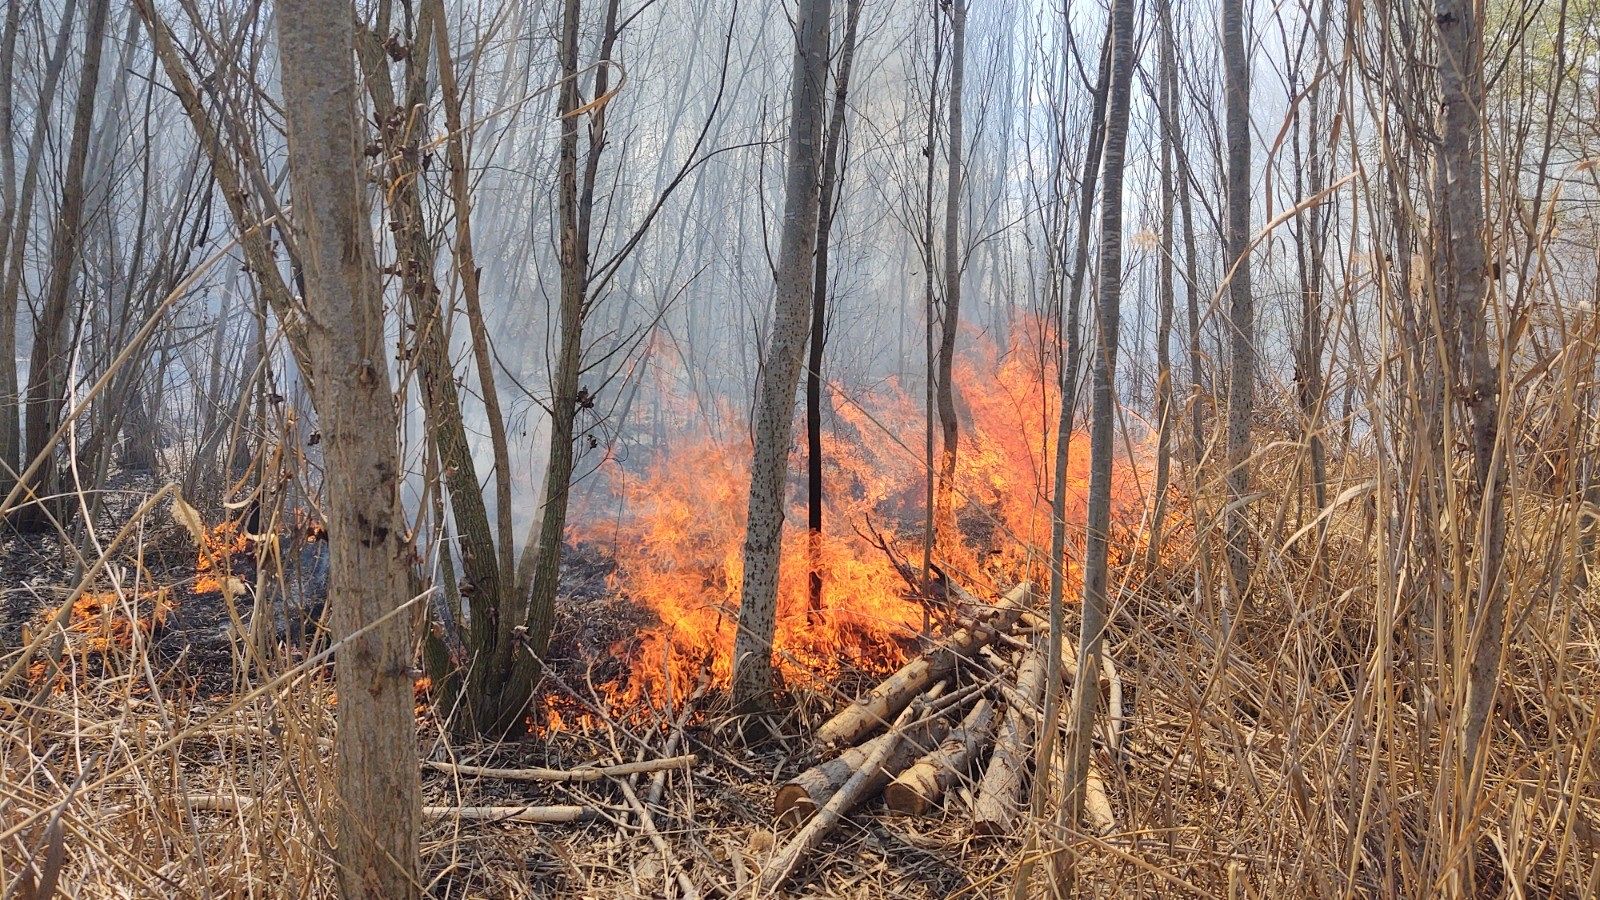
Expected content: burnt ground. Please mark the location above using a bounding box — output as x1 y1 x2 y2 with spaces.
1 489 986 897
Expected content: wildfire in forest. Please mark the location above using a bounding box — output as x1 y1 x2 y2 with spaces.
576 321 1156 712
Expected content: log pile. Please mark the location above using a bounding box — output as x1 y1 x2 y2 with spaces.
769 580 1120 868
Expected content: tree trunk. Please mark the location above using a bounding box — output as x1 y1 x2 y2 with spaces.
506 0 624 732
806 0 865 618
1221 0 1255 596
276 2 420 894
1146 8 1177 572
17 0 110 533
1152 0 1207 465
1027 22 1112 836
1430 0 1504 886
1059 0 1137 881
730 0 833 712
933 0 966 537
0 0 21 495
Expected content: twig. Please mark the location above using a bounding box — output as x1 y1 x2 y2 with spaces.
423 754 696 783
617 778 703 900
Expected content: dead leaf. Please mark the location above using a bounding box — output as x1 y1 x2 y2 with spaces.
172 491 206 546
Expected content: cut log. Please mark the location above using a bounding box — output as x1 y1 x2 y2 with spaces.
760 691 925 894
883 697 997 816
775 683 952 827
815 581 1031 748
972 640 1048 835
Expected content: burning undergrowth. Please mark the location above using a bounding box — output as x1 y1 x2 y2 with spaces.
566 321 1157 716
24 510 330 685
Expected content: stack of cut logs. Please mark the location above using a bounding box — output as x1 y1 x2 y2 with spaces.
772 580 1112 845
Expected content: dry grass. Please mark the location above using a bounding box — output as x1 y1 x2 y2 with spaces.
2 425 1598 898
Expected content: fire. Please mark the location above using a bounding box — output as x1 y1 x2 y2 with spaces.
193 520 251 594
30 587 175 679
575 318 1156 713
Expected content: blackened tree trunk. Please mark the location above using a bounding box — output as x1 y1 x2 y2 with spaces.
731 0 833 712
807 0 865 617
276 0 420 894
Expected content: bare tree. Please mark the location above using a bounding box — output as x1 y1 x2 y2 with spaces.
1221 0 1255 597
806 0 866 617
16 0 110 532
276 1 420 893
1146 7 1177 571
933 0 966 533
1430 0 1505 886
1058 0 1138 880
731 0 834 712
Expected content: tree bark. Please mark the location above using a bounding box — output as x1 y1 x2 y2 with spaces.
276 2 420 894
1058 0 1138 882
1029 22 1111 834
806 0 865 618
731 0 834 712
1146 10 1178 571
933 0 967 537
16 0 110 532
1430 0 1504 886
1221 0 1255 595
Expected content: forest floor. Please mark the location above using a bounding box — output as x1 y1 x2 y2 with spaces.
1 469 1595 897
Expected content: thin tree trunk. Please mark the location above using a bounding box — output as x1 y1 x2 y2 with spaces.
1431 0 1504 885
276 1 420 893
133 0 313 377
1154 0 1206 464
1146 12 1177 572
1058 0 1138 880
1023 26 1111 855
0 0 20 493
1221 0 1255 596
17 0 110 533
507 0 624 732
731 0 833 712
806 0 865 618
934 0 966 537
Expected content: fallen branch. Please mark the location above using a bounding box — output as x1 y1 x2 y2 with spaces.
884 697 997 816
183 794 597 824
426 804 595 824
761 692 925 893
423 754 696 783
815 582 1031 748
775 682 953 827
973 642 1047 834
617 778 703 900
646 674 708 807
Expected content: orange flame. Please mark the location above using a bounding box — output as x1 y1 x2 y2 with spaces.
573 317 1156 714
194 520 251 594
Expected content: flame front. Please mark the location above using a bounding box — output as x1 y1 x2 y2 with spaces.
576 319 1157 713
